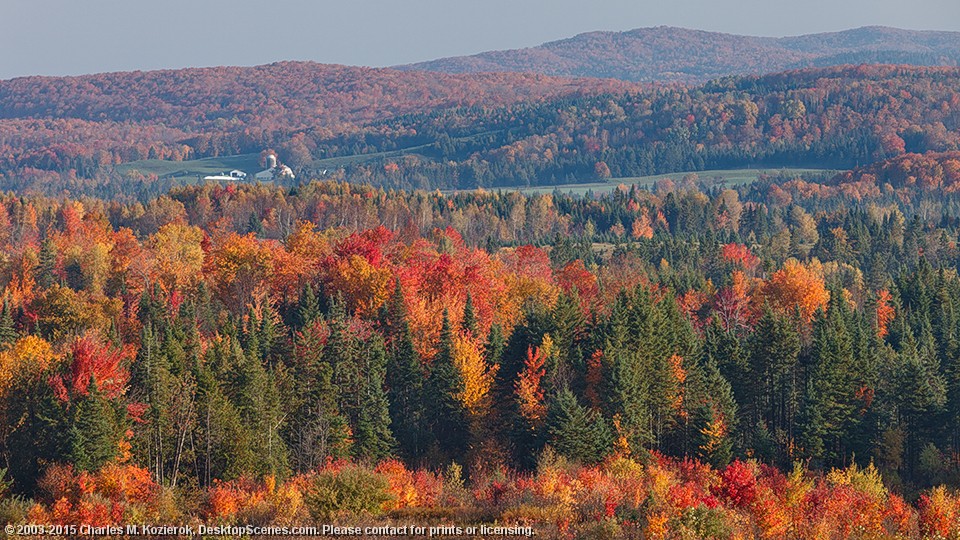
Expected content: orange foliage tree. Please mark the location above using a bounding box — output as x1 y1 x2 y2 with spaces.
875 289 895 339
516 340 549 423
761 259 830 324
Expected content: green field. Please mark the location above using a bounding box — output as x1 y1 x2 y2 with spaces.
116 153 837 195
500 168 839 196
115 153 264 183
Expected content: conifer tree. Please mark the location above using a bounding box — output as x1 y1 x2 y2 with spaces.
385 283 430 462
287 312 350 472
688 355 737 467
229 336 288 477
353 335 395 462
297 283 322 330
194 357 255 483
425 310 468 462
549 291 585 393
69 383 122 472
605 293 653 453
798 296 858 465
545 386 612 465
36 237 58 289
747 306 800 451
0 295 17 348
897 321 947 473
485 323 505 369
462 292 478 335
494 304 553 465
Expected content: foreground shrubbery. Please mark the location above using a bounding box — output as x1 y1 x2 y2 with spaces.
6 454 960 539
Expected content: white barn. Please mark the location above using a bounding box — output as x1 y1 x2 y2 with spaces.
255 154 295 181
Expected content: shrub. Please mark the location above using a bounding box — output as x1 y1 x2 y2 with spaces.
919 486 960 539
716 460 757 508
680 506 730 540
0 495 33 526
304 464 393 520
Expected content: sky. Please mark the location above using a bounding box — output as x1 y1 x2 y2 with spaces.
3 0 960 80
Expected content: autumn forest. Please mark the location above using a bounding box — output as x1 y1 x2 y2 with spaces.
2 31 960 538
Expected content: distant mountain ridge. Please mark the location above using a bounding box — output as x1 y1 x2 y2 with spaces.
399 26 960 82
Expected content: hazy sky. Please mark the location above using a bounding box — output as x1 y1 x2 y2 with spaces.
3 0 960 79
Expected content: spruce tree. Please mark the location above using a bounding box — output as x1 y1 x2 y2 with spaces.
353 335 395 462
485 323 505 368
688 355 737 467
462 292 478 335
387 316 430 462
493 304 552 466
6 378 65 492
297 283 322 330
36 237 58 288
605 293 654 453
747 307 800 451
798 297 857 465
549 291 585 393
69 383 122 472
425 310 468 462
383 282 430 462
194 356 255 483
897 322 947 474
0 295 17 348
288 311 350 471
546 386 613 465
229 336 288 477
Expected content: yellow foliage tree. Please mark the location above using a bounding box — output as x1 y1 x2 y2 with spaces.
328 254 392 318
150 223 205 292
0 336 59 448
206 232 275 312
452 332 497 414
0 335 58 395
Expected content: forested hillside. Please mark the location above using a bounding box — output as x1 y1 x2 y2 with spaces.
402 26 960 82
2 65 960 197
3 155 960 534
313 65 960 190
0 62 635 197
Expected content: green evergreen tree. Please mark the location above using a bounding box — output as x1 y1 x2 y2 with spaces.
0 295 18 348
688 354 737 467
798 296 857 465
287 312 350 472
604 294 653 453
897 321 947 475
5 378 65 492
297 283 322 330
36 237 58 288
424 310 468 462
69 383 122 472
549 291 585 393
747 307 801 455
386 315 430 463
382 282 430 463
353 335 395 462
194 356 255 483
462 292 478 335
493 305 552 462
545 386 613 465
228 335 288 477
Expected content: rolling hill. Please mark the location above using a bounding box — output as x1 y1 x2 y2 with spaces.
400 26 960 82
1 42 959 198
